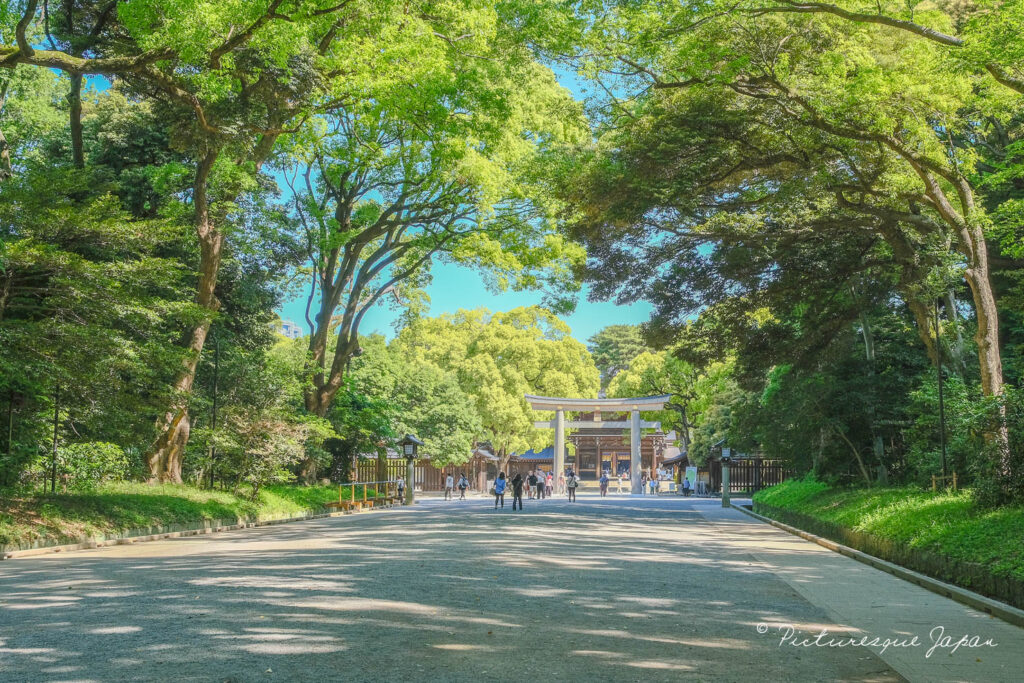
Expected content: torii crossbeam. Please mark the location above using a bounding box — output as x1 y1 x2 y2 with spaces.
525 394 671 495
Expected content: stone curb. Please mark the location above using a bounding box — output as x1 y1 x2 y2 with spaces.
730 503 1024 630
1 503 394 561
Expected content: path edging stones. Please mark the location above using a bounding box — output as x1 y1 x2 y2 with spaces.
731 503 1024 629
1 503 394 561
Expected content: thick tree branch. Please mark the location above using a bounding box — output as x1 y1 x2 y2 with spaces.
750 2 963 47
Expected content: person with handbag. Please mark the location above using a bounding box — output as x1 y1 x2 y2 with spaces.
493 472 507 509
566 470 579 502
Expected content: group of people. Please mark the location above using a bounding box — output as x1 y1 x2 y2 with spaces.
409 466 696 506
443 473 470 500
595 469 668 496
492 469 581 509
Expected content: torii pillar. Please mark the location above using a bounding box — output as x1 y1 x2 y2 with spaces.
554 408 565 481
630 407 642 494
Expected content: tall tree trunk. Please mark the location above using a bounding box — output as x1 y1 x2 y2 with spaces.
856 306 885 464
962 233 1003 398
147 148 221 483
51 385 59 493
0 82 12 181
906 297 939 365
68 72 84 168
6 389 14 458
145 130 280 482
497 445 511 477
880 225 940 364
910 167 1004 396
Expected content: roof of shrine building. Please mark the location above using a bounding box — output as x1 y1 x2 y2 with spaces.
510 446 555 461
524 394 673 412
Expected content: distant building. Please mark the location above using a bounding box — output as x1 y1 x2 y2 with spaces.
279 319 303 339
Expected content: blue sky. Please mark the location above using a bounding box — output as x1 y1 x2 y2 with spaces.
276 63 653 344
277 268 653 344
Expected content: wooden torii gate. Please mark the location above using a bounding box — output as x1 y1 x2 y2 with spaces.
525 394 671 495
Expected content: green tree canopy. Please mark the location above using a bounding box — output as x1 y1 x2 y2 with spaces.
393 306 600 467
587 324 651 388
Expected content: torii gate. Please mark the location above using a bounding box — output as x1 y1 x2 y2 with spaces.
525 394 671 495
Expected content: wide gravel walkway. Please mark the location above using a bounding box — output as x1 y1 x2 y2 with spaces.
0 494 1020 682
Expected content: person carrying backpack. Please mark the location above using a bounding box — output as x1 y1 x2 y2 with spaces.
493 472 507 509
457 473 469 499
511 472 525 511
566 470 579 502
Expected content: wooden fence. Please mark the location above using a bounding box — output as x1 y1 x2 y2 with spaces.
352 458 491 491
701 459 789 494
352 459 471 491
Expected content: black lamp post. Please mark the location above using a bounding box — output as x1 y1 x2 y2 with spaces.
399 434 423 505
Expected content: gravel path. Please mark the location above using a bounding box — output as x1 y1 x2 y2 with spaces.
0 494 1017 681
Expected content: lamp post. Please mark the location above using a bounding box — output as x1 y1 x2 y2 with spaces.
400 434 423 506
721 447 732 508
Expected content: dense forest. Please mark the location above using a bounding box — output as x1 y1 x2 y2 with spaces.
2 1 1023 507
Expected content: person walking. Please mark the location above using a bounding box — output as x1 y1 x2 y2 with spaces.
682 476 691 497
493 472 507 509
511 472 525 511
649 474 657 496
457 473 469 499
536 471 546 500
545 472 553 498
599 471 609 497
444 473 454 500
397 477 406 503
557 472 565 494
566 470 579 502
640 471 648 495
527 470 538 500
616 473 624 494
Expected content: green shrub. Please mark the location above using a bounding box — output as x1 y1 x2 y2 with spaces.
58 442 130 489
753 477 1024 582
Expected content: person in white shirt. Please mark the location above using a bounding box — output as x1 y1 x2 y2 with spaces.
444 473 455 500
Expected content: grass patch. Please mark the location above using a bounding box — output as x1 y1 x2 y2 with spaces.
0 482 381 549
754 477 1024 582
